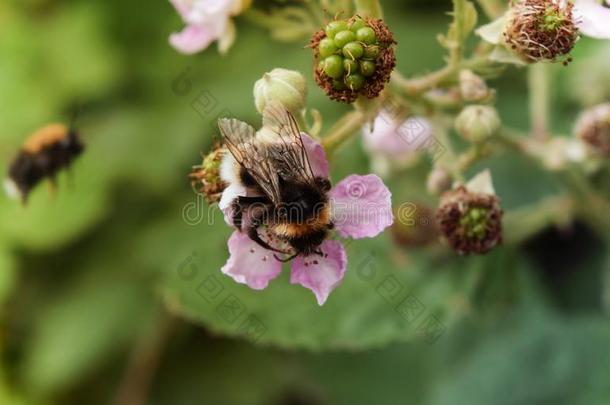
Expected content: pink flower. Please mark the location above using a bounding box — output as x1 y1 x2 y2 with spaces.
169 0 248 54
220 134 393 305
362 110 433 175
574 0 610 39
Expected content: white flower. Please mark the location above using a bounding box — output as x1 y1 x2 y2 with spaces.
169 0 251 55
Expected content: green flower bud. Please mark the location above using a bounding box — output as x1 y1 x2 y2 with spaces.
459 70 491 102
454 105 501 143
574 103 610 157
254 68 307 115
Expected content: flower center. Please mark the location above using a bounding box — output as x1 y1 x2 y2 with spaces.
459 206 490 240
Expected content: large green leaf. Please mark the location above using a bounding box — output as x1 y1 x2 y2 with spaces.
426 314 610 405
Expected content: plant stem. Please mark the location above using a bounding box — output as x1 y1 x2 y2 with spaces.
528 63 550 141
450 0 467 67
114 310 176 405
354 0 383 18
433 121 465 182
322 110 368 154
390 55 490 97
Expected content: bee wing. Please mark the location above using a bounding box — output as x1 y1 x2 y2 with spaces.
218 117 282 205
261 102 317 184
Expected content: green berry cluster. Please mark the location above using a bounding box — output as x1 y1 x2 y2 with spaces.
317 18 381 91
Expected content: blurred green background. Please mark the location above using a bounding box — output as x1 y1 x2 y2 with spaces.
1 0 610 404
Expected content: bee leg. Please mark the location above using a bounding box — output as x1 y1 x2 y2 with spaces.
231 200 244 230
246 225 287 255
232 196 270 231
273 252 299 262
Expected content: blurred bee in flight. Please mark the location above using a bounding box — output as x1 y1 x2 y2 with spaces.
4 122 84 204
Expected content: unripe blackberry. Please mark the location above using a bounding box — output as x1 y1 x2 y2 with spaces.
504 0 579 64
311 16 396 103
436 171 503 255
574 103 610 157
189 144 227 204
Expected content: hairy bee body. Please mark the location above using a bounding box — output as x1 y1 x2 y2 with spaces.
221 142 332 257
5 123 84 202
219 105 333 258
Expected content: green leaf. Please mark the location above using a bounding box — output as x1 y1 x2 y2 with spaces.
21 271 156 396
426 315 610 405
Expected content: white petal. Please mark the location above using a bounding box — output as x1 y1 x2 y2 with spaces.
466 169 496 195
489 46 528 66
574 0 610 39
475 14 508 45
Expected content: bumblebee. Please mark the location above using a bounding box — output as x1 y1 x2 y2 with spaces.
219 103 333 260
4 123 84 203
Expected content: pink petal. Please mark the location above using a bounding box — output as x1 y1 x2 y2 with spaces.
169 25 216 54
221 231 283 290
301 133 329 178
329 174 393 239
575 0 610 39
363 111 433 157
290 240 347 305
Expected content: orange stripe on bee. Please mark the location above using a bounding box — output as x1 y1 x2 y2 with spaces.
272 206 331 237
23 123 69 153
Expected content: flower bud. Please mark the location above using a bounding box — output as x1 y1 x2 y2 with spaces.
436 171 503 255
189 144 227 204
574 103 610 157
455 105 501 143
426 166 452 195
459 70 491 102
311 16 396 103
254 68 307 115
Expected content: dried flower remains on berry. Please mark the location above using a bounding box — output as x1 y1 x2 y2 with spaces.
311 16 396 103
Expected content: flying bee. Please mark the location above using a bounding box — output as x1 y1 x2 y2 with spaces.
219 103 333 260
4 123 84 203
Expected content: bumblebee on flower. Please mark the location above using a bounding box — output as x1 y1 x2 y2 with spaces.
205 102 394 305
